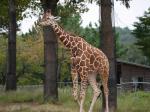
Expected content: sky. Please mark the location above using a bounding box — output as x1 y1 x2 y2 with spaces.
20 0 150 33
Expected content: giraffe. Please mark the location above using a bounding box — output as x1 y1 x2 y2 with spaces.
39 10 109 112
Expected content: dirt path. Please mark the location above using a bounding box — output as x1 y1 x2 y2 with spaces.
0 103 78 112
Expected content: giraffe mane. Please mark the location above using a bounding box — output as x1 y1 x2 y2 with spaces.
56 22 80 37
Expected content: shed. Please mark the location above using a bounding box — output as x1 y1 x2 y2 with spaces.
117 60 150 91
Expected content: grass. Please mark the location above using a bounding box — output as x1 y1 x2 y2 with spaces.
0 87 150 112
0 89 43 103
117 91 150 112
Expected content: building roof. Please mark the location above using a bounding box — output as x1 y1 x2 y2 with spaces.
117 59 150 69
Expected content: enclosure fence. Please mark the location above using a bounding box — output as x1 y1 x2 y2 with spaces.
0 82 150 92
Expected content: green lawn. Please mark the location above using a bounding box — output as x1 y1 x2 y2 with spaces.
0 87 150 112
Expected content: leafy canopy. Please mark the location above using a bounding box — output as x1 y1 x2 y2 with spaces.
0 0 41 32
132 8 150 64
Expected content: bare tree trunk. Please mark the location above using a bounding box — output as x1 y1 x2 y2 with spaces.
6 0 17 91
40 0 58 101
100 0 117 112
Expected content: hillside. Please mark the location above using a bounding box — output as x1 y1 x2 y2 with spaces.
115 27 136 45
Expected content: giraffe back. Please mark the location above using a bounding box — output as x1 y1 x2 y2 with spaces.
71 37 109 76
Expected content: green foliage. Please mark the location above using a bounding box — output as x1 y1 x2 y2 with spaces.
0 26 44 85
61 14 83 35
57 0 88 15
119 44 148 65
0 36 7 85
132 8 150 64
0 0 31 31
16 30 44 85
115 32 127 58
80 23 99 47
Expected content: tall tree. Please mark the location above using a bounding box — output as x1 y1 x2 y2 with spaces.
132 8 150 64
6 0 17 91
0 0 31 32
40 0 58 102
100 0 117 112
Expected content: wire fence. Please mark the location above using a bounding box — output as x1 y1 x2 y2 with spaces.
117 82 150 93
0 82 150 93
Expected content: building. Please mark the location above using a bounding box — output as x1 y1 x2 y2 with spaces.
117 60 150 91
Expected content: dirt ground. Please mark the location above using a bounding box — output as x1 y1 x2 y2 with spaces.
0 103 78 112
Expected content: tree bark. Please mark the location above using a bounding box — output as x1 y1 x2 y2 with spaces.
100 0 117 112
40 0 58 101
6 0 17 91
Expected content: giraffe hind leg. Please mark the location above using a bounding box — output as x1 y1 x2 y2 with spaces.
103 82 109 112
88 74 101 112
101 72 109 112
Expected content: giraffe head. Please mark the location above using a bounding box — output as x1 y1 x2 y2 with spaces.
39 9 60 27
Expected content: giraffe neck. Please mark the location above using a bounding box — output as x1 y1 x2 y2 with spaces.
51 22 73 49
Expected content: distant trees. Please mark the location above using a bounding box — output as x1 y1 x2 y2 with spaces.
133 8 150 65
16 31 44 85
0 37 7 85
0 26 44 85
